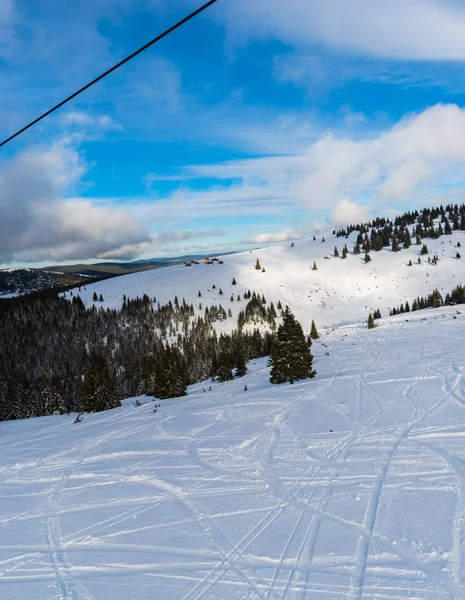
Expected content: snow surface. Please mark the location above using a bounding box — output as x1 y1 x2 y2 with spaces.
64 231 465 331
2 308 465 599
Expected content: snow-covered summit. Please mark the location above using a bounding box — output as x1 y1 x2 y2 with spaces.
68 229 465 329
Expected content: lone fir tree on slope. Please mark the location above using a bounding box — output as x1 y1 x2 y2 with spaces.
269 306 316 384
310 319 319 340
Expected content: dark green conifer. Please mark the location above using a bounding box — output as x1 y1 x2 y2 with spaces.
269 307 316 384
368 313 376 329
310 320 319 340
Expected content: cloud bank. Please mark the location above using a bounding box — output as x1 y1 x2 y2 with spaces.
225 0 465 61
0 138 151 264
164 104 465 222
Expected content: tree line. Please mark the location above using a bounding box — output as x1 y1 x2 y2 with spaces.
0 290 317 421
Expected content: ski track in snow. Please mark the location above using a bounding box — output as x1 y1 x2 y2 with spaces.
3 309 465 598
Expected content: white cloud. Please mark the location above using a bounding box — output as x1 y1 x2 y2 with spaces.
0 136 151 264
226 0 465 61
97 228 225 261
0 0 16 54
147 104 465 221
244 229 308 244
300 103 465 209
61 112 123 132
328 199 371 227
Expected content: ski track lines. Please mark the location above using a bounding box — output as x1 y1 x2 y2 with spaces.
3 314 465 598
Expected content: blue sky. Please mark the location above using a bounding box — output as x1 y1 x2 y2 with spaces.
4 0 465 265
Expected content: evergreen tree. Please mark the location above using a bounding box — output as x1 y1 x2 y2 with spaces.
93 291 98 301
310 320 319 340
367 313 376 329
255 258 261 270
403 229 411 248
341 245 348 259
421 244 429 255
216 349 234 382
234 334 248 378
232 278 237 285
80 350 120 413
312 261 317 270
364 252 371 263
334 246 339 257
269 307 316 384
431 288 443 308
155 346 187 399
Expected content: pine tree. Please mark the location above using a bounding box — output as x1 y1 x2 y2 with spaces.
403 229 411 248
269 307 316 384
421 244 429 255
234 335 248 378
431 289 443 308
364 252 371 263
216 350 234 382
310 320 319 340
155 347 187 399
334 246 339 257
312 261 317 270
232 278 237 285
367 313 376 329
255 258 261 270
93 291 98 301
341 246 348 259
80 350 120 413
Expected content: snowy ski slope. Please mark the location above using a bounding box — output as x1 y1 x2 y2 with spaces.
66 229 465 331
2 308 465 599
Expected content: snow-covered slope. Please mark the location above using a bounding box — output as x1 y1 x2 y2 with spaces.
67 231 465 329
2 307 465 599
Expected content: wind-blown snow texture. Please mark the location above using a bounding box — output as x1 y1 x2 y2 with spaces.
2 308 465 599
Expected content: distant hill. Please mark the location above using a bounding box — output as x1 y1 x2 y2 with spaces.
67 213 465 330
41 252 235 278
0 269 97 298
